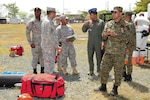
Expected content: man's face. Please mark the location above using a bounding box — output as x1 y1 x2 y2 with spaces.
89 13 96 20
51 12 56 19
111 10 122 20
124 15 128 21
34 10 41 17
55 19 60 24
61 19 68 24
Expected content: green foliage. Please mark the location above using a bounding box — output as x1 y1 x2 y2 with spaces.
17 11 27 19
134 0 150 13
98 10 112 22
3 2 19 18
78 11 88 20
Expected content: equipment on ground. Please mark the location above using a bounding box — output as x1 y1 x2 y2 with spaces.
9 45 24 57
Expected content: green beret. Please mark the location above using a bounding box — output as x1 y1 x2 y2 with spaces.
112 6 123 12
124 11 133 16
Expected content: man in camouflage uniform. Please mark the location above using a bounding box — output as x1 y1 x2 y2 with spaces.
41 7 58 74
54 16 61 27
54 16 63 72
123 12 136 81
26 7 44 74
82 8 105 76
56 15 79 75
94 6 130 96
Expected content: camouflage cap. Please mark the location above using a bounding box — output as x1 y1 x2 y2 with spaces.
60 15 69 20
47 7 56 12
124 11 133 16
112 6 123 12
54 16 60 20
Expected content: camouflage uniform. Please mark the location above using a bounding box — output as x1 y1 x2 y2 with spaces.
41 16 58 74
26 18 44 70
57 24 77 68
82 19 105 73
123 19 136 75
101 19 130 86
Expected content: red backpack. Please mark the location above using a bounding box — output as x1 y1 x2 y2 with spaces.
21 74 65 99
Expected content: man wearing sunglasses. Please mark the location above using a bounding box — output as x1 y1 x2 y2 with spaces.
94 6 130 96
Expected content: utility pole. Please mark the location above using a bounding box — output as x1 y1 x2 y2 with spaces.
63 0 64 15
129 3 131 11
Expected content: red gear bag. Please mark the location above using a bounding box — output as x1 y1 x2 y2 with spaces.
21 74 65 99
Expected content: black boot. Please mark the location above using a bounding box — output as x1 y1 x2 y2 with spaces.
88 71 94 76
122 71 126 78
109 85 118 96
33 68 37 74
94 84 107 92
125 74 132 81
41 67 44 73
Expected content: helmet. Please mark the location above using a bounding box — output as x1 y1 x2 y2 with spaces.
17 93 33 100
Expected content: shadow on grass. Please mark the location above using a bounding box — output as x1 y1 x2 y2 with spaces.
98 92 129 100
59 73 81 82
88 74 114 82
53 71 81 82
138 63 150 69
127 81 149 93
107 95 129 100
33 95 65 100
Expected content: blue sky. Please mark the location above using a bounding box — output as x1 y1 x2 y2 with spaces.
0 0 140 14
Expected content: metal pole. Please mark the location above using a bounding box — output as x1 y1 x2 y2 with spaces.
63 0 64 15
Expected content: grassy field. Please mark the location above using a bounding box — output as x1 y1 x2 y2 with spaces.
0 24 150 100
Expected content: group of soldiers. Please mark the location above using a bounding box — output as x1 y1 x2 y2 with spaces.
82 6 150 96
26 7 79 75
26 6 150 97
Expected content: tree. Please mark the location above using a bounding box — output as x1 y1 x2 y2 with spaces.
28 13 34 19
0 4 8 17
17 11 27 19
3 2 19 18
77 10 88 20
98 10 112 22
134 0 150 13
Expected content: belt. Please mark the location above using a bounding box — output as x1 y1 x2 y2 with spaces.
136 31 142 33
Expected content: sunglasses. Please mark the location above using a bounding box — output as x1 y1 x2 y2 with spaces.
111 11 118 14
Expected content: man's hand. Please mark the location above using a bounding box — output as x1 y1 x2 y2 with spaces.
57 46 62 55
83 21 90 26
101 41 106 50
66 39 70 42
106 29 116 36
66 39 74 42
125 49 129 55
30 44 35 48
